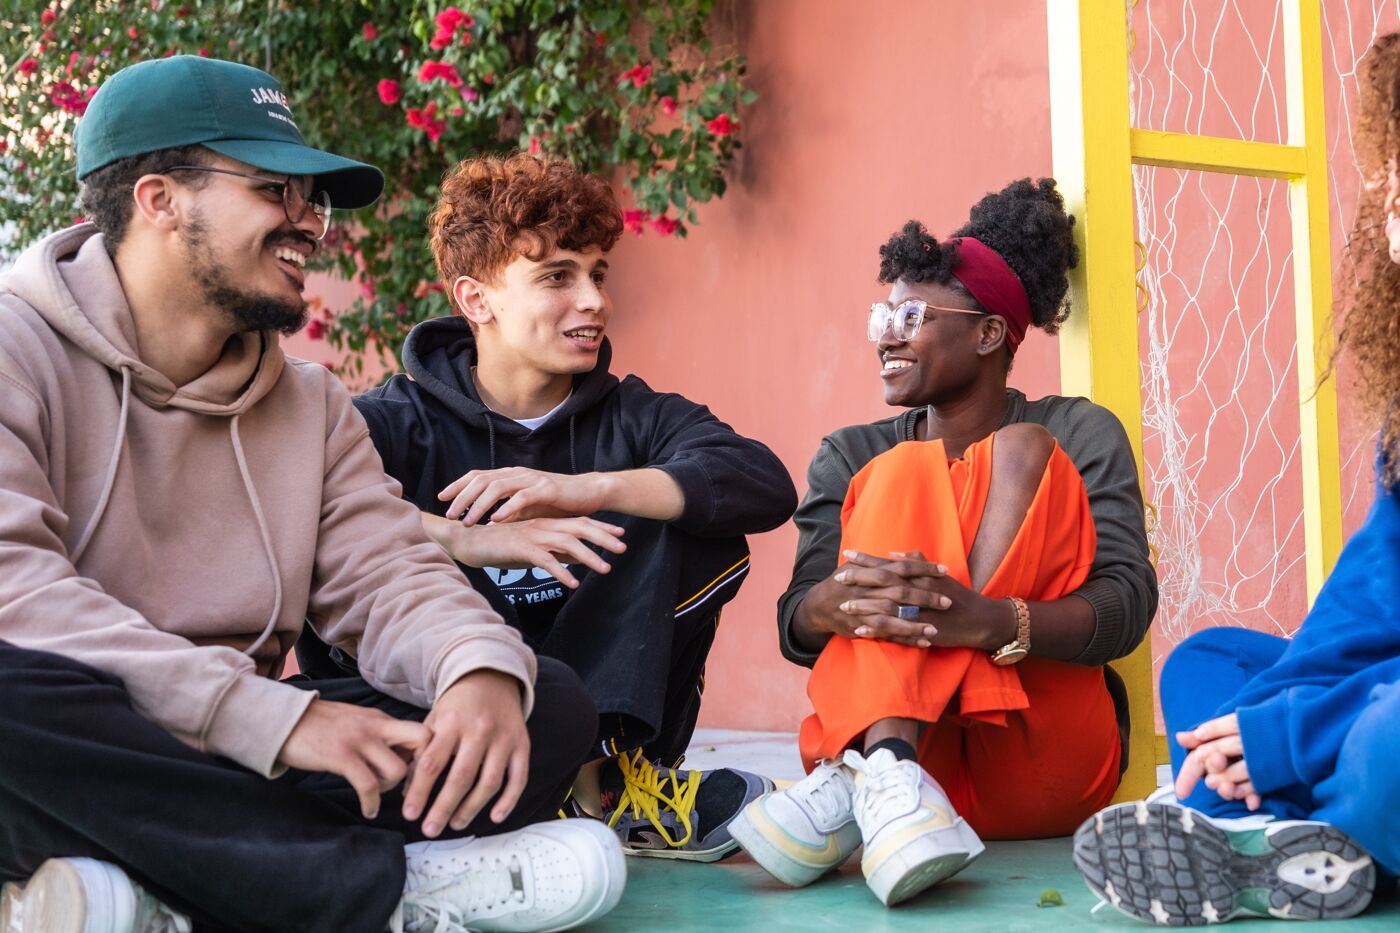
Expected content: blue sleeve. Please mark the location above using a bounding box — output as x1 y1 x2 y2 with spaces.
1234 472 1400 793
619 378 797 538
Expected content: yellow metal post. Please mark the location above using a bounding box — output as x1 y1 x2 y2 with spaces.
1284 0 1344 597
1047 0 1157 803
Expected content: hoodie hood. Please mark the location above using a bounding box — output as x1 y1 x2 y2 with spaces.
4 224 284 415
401 315 619 435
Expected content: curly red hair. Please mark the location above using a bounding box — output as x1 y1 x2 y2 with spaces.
430 153 623 288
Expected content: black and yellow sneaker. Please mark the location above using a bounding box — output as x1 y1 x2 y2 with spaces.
578 749 773 862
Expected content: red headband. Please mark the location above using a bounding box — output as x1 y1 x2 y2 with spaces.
948 237 1032 354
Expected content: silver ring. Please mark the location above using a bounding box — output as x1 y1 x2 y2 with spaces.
896 605 920 621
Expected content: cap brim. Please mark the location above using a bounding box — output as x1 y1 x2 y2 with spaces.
204 139 385 210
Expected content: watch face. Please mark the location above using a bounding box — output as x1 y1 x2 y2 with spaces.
991 646 1029 666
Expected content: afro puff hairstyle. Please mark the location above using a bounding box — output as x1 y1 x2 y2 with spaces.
877 178 1079 334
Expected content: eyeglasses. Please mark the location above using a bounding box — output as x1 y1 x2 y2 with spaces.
165 165 333 240
868 298 985 342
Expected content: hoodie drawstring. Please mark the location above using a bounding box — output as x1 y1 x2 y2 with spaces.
568 415 578 474
485 415 497 470
229 414 284 659
71 366 132 565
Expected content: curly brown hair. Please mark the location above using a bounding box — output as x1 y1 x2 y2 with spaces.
429 153 623 288
1339 32 1400 486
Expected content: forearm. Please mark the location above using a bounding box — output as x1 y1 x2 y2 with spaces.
595 468 684 521
1023 593 1097 660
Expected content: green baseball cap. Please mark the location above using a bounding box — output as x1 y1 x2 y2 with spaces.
76 56 384 209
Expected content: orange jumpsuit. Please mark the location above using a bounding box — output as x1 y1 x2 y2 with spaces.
799 433 1122 839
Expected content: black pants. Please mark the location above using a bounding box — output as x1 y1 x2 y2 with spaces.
0 641 596 933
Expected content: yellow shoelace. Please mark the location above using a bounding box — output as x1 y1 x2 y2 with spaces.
605 749 701 847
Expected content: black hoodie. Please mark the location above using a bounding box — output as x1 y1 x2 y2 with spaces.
354 317 798 689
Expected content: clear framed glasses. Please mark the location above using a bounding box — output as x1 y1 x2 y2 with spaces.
165 165 333 240
867 298 984 342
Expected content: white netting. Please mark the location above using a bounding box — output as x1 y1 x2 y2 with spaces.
1126 0 1391 658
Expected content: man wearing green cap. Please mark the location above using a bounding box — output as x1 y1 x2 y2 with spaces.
0 56 624 933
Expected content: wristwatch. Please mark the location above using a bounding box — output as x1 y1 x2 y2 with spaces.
990 596 1030 666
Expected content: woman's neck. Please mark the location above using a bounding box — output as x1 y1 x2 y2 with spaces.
917 380 1011 458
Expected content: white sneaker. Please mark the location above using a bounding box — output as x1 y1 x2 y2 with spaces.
1074 798 1376 924
0 858 190 933
391 820 626 933
728 759 862 887
845 748 985 906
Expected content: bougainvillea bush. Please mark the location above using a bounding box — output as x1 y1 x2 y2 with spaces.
0 0 752 377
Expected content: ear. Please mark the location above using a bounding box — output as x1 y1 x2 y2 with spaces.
451 275 495 327
976 315 1008 357
131 173 182 233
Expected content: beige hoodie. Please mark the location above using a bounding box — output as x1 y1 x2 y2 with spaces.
0 225 536 777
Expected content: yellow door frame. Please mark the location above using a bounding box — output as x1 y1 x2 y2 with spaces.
1046 0 1342 802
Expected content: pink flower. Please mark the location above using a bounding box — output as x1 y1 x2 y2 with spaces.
430 27 454 49
361 22 378 41
41 9 56 24
620 64 652 88
127 26 139 39
417 60 463 88
377 78 401 105
527 135 542 155
660 95 677 116
321 360 335 370
435 7 470 31
407 102 446 141
306 319 326 341
72 214 84 225
651 215 679 237
18 58 38 76
622 209 648 236
706 113 737 136
459 85 479 103
595 31 607 48
197 47 208 57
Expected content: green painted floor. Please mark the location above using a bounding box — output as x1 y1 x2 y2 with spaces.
590 839 1400 932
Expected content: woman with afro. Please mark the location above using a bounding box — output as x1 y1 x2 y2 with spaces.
728 178 1157 907
1072 34 1400 927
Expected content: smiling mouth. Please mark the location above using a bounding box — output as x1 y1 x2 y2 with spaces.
881 357 914 375
564 327 602 343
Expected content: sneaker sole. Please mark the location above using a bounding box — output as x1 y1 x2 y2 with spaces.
1073 800 1376 925
538 821 628 933
727 801 854 887
863 819 985 907
0 858 137 933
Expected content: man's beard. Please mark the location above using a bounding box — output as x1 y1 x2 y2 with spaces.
182 212 309 336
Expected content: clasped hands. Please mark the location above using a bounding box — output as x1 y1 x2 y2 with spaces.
436 467 627 589
1174 712 1261 810
805 550 1005 652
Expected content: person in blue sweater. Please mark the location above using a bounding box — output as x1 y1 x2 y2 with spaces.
335 153 799 863
1072 33 1400 926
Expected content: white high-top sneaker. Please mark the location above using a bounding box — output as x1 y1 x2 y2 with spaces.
391 820 626 933
728 759 862 887
845 748 985 907
0 858 191 933
1074 798 1376 925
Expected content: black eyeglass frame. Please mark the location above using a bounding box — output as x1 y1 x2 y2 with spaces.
164 165 332 240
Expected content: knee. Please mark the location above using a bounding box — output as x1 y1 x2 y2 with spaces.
529 657 598 769
1163 627 1286 684
0 643 116 724
992 423 1055 480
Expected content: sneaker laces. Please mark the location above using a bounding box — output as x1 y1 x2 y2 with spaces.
799 762 855 827
844 751 920 827
606 749 701 847
132 886 192 933
397 853 527 932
